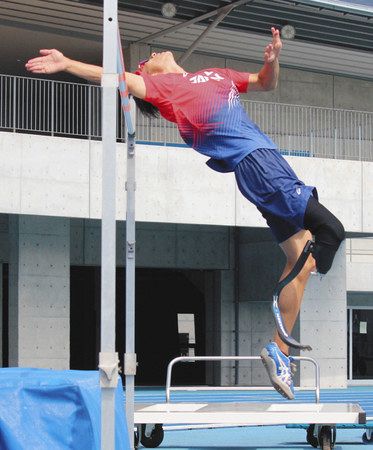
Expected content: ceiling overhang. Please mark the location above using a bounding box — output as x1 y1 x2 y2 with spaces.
1 0 372 80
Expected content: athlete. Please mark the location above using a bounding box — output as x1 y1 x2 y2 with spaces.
26 28 345 400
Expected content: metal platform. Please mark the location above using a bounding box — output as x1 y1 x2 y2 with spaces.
134 401 365 426
134 356 367 429
133 356 367 448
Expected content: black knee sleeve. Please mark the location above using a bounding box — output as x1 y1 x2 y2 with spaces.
303 196 345 274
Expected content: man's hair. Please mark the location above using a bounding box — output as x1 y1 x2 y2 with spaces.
133 96 159 118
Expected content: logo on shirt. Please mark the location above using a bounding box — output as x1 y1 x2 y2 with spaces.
189 71 224 84
228 81 240 109
296 187 302 195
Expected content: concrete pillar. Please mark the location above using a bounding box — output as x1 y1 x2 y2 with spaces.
205 271 219 386
236 299 253 386
8 215 70 369
205 269 235 386
300 241 347 388
220 270 236 385
237 231 286 386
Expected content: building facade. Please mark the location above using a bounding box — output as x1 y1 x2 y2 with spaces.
0 0 373 389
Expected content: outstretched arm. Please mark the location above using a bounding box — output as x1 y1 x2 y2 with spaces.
25 49 146 98
249 27 282 91
26 49 102 83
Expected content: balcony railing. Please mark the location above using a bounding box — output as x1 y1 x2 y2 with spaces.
1 74 372 161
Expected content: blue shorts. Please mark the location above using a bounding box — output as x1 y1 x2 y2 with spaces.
234 148 316 243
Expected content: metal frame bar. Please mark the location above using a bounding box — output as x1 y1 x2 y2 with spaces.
135 0 252 44
292 0 373 17
116 32 137 450
165 356 321 403
177 8 232 65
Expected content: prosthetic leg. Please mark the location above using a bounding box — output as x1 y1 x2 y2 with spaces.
273 196 345 350
304 195 345 275
272 240 314 351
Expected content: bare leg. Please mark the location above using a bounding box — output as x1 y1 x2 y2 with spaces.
273 229 316 355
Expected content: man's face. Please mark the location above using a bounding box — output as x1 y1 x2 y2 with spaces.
141 51 176 75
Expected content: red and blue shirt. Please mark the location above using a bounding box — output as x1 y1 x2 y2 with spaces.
142 68 277 173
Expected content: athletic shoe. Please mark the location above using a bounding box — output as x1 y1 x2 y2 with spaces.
260 342 295 400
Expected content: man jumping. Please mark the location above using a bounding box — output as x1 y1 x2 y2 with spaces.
26 28 345 400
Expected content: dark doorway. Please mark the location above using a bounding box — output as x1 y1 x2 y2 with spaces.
2 264 9 367
70 266 101 370
349 308 373 380
70 267 206 385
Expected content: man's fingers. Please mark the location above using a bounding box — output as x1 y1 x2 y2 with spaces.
26 56 47 65
264 43 273 57
25 62 47 72
26 66 46 73
39 49 54 55
26 50 54 65
271 27 280 36
25 62 45 72
271 27 281 45
27 68 46 74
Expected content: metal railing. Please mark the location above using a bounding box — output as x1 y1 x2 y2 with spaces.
1 73 372 161
0 74 126 140
165 356 321 403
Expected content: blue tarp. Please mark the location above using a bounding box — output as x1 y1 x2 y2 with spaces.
0 368 130 450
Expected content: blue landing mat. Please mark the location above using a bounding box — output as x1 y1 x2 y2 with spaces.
0 368 130 450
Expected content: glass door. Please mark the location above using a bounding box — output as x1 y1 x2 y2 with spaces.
348 308 373 382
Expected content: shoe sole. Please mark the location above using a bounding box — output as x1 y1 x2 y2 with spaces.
260 348 294 400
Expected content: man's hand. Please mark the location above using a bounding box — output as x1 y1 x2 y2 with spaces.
264 27 282 64
25 49 69 75
249 27 281 91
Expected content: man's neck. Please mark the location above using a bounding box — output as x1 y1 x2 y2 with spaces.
150 63 185 75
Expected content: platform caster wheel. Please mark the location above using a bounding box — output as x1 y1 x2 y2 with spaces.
140 424 164 448
306 424 319 448
134 429 139 449
362 430 373 444
318 425 336 450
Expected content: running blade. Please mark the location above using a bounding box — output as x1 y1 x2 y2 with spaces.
272 299 312 351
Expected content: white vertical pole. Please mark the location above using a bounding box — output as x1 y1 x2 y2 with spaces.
100 1 119 449
125 98 136 449
117 35 137 450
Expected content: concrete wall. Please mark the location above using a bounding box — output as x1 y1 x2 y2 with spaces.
0 212 368 387
347 238 373 262
0 133 372 236
300 243 347 388
8 216 70 369
236 230 286 386
71 220 232 269
0 130 372 386
346 238 373 292
347 262 373 293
